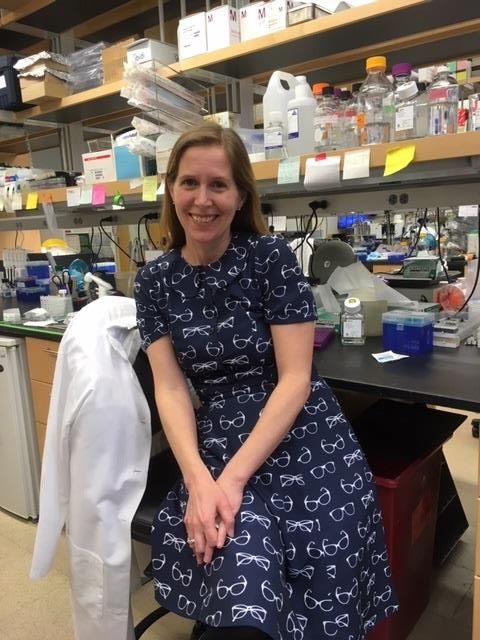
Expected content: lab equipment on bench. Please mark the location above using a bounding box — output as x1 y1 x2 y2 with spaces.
84 271 113 297
0 336 40 519
51 268 73 293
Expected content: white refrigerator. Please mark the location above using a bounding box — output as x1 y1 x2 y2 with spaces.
0 336 40 519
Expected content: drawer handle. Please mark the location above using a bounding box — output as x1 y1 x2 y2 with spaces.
41 348 59 356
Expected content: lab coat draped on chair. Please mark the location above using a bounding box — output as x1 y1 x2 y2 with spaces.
30 296 152 640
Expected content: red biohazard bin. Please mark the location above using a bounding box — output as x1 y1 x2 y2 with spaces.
352 400 466 640
366 446 443 640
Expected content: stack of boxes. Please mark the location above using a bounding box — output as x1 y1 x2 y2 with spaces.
176 1 372 61
14 53 69 104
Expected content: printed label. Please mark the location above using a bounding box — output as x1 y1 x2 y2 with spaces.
287 108 299 140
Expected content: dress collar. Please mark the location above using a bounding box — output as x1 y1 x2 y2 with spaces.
162 231 256 299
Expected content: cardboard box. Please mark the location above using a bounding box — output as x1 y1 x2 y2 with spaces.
82 149 116 184
204 111 240 128
287 2 328 25
126 38 178 65
240 2 268 41
267 0 288 32
206 5 240 52
0 1 25 10
20 73 68 104
113 145 142 180
177 12 207 60
102 37 135 83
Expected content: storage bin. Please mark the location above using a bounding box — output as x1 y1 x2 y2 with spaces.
367 447 443 640
382 310 435 355
0 56 23 111
353 400 466 640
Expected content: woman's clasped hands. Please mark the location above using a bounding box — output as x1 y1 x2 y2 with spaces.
184 468 245 565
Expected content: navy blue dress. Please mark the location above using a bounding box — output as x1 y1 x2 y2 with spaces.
135 232 398 640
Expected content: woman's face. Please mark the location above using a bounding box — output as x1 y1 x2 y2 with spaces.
169 144 244 256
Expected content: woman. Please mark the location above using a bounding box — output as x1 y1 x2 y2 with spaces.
134 122 397 640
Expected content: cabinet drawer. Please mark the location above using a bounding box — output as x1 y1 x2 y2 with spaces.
31 379 52 425
36 421 47 461
26 337 59 384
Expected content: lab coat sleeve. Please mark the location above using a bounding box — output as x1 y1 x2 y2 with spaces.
30 343 92 579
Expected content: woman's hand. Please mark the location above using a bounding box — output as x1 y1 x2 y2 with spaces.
184 471 234 565
214 472 246 549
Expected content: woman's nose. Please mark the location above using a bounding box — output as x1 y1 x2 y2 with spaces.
194 185 212 206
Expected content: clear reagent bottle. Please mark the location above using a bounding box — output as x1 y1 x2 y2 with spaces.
341 297 366 345
264 111 287 160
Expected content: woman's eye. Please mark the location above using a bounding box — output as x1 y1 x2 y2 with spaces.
181 178 196 187
211 181 227 190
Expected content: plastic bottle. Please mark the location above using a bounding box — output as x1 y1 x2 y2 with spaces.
262 70 296 136
427 65 459 136
314 86 337 151
392 62 412 92
339 89 358 149
341 297 365 345
264 111 287 160
286 75 316 156
415 82 429 138
394 80 419 141
357 55 394 145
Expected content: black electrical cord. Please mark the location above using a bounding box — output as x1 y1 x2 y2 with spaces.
145 218 157 250
99 217 138 266
137 217 145 264
88 227 98 271
436 207 450 283
455 207 480 315
406 208 428 259
89 227 102 271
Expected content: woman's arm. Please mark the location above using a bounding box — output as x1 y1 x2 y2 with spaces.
216 321 314 509
146 336 234 563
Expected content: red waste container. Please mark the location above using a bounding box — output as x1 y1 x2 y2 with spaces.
367 446 443 640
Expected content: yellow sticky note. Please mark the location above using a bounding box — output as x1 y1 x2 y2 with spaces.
26 192 38 210
384 145 416 176
142 175 158 202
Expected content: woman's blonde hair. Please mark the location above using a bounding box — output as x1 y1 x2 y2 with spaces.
158 122 268 249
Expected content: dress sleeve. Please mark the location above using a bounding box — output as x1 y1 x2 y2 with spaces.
134 262 170 350
254 235 317 324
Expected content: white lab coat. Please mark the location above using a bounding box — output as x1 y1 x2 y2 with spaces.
30 296 152 640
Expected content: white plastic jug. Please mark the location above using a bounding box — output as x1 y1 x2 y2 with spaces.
262 70 296 133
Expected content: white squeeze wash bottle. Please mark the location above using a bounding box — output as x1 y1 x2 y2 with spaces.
286 75 316 157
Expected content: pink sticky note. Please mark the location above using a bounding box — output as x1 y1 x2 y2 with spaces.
92 184 106 205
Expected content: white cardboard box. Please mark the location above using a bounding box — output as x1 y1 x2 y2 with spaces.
178 12 208 60
82 150 116 184
126 38 178 65
206 5 240 52
267 0 288 32
240 2 268 41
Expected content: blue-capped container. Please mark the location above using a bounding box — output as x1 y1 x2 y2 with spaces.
382 310 435 355
26 260 50 280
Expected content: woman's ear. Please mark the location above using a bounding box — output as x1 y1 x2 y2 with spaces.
237 191 247 211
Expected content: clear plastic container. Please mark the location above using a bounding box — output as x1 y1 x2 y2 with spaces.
262 70 296 135
341 297 365 345
394 81 419 141
314 86 337 151
392 62 412 91
469 93 480 131
415 82 429 138
264 110 287 160
337 89 358 149
357 55 394 145
427 65 459 136
286 75 316 156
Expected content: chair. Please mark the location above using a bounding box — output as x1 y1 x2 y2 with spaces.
131 349 182 639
